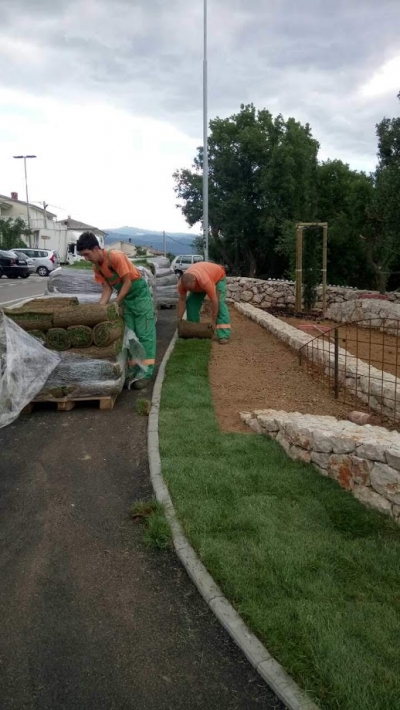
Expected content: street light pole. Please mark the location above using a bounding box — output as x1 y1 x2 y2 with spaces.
13 155 36 247
203 0 209 261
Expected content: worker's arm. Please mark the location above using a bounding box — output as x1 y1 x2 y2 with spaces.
177 294 187 320
99 282 112 305
116 274 132 305
210 294 219 326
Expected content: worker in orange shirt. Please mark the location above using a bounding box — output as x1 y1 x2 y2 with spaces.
177 261 230 343
76 232 156 389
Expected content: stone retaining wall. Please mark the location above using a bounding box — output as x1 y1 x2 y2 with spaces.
327 298 400 333
235 302 400 421
241 409 400 523
227 277 400 310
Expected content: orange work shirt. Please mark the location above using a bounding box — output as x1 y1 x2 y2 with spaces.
94 250 141 285
177 262 225 300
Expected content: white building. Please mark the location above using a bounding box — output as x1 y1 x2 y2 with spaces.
0 192 58 248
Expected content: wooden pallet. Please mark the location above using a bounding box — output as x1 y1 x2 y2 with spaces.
22 394 117 414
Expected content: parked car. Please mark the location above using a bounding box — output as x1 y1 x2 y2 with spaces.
0 250 30 279
18 255 35 273
13 248 60 277
171 254 204 276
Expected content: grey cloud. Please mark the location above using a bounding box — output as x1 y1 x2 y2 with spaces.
1 0 399 168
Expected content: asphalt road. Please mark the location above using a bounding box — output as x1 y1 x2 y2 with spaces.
0 309 283 710
0 274 47 306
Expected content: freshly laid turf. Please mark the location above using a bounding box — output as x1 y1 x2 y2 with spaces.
159 339 400 710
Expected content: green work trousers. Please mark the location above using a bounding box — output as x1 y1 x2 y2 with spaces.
116 278 156 379
186 277 231 340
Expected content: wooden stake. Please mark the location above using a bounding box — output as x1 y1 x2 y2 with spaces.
322 224 328 315
295 226 303 312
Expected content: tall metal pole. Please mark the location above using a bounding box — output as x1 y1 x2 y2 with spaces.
203 0 209 261
23 157 31 234
163 230 166 257
13 154 36 248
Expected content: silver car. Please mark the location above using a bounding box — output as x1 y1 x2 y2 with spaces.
171 254 204 276
13 248 60 277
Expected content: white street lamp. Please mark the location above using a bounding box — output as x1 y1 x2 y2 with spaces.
13 155 37 247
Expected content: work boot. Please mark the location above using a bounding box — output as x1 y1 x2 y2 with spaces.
133 378 151 390
218 339 230 345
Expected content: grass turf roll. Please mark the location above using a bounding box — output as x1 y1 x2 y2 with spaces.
29 330 46 343
67 325 93 348
93 319 124 347
66 339 123 359
46 328 72 351
4 311 53 331
53 303 120 328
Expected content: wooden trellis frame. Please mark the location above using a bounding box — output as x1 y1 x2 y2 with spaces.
295 222 328 314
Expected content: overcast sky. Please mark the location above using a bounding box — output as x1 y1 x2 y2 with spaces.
0 0 399 232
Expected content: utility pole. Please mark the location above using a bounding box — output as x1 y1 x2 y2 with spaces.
163 230 166 257
13 154 36 248
203 0 209 261
42 201 48 230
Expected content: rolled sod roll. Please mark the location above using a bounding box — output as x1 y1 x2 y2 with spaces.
4 311 53 331
67 325 93 348
93 319 124 347
178 321 214 339
53 303 120 328
46 328 72 351
29 330 46 343
65 339 123 359
17 297 79 311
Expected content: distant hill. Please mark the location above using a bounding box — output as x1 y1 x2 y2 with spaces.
104 226 198 255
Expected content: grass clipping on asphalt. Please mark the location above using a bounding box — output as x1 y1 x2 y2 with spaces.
159 339 400 710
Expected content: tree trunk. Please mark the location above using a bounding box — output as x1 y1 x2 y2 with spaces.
247 251 257 278
375 267 388 295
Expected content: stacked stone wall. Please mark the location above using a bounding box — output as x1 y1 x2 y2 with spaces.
241 409 400 523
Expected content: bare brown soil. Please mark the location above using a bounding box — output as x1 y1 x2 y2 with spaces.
209 309 376 433
281 315 400 379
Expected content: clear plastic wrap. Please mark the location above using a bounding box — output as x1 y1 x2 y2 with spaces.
37 326 148 397
0 312 60 428
148 256 171 269
156 274 178 287
47 267 102 294
37 352 127 399
156 284 178 306
47 266 157 313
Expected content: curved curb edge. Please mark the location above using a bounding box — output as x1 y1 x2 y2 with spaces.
148 332 320 710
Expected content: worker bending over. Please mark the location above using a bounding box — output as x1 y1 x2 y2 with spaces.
76 232 156 389
177 262 230 343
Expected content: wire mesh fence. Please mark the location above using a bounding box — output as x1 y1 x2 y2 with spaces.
298 318 400 426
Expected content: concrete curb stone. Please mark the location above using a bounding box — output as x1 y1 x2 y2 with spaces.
147 330 321 710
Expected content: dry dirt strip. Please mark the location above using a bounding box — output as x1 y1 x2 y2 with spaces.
147 331 320 710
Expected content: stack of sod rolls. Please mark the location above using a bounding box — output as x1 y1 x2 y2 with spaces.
152 259 178 307
4 297 127 400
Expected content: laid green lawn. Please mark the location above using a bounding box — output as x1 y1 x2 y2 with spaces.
159 339 400 710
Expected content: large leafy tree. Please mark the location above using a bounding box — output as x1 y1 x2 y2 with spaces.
174 104 319 277
360 94 400 292
0 218 30 251
315 160 374 288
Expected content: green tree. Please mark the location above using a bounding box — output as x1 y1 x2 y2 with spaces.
315 160 374 288
174 104 319 277
0 218 31 250
360 94 400 293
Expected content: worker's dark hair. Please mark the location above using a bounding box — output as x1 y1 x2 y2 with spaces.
76 231 100 252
